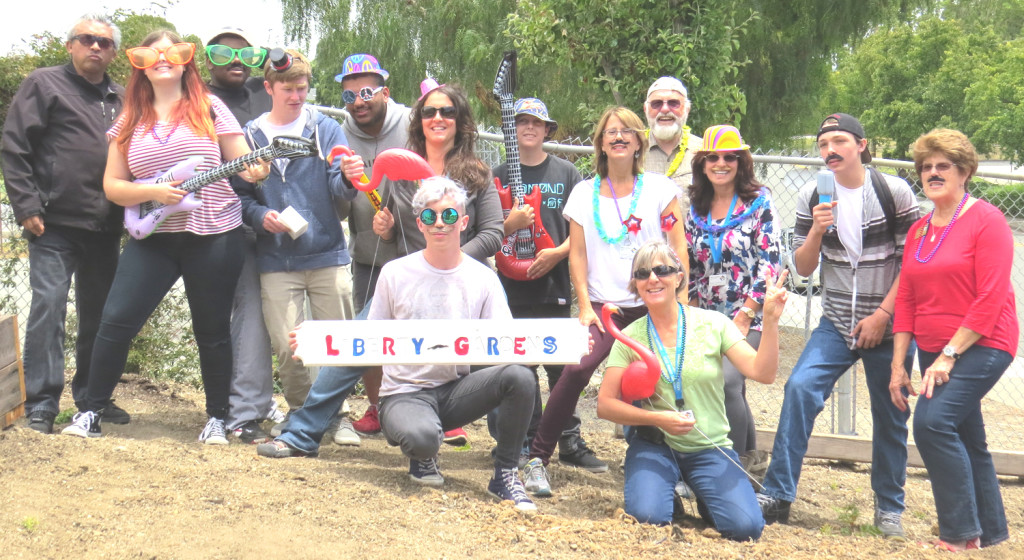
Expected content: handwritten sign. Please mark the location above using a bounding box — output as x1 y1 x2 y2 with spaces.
293 318 589 366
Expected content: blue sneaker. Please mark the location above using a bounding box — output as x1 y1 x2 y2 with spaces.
409 456 444 487
488 467 537 511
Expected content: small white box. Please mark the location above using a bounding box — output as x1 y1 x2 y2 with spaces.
278 206 308 239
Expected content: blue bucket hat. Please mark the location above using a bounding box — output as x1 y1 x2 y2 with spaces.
335 54 390 82
513 98 557 134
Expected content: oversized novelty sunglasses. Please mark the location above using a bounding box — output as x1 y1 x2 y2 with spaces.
205 44 267 68
632 265 679 280
71 34 115 50
705 153 740 164
342 86 384 105
648 99 682 111
126 42 195 70
421 105 457 119
419 207 460 226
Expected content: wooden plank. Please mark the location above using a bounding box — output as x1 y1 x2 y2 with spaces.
757 428 1024 477
0 361 22 412
0 315 17 367
3 404 25 429
0 315 24 429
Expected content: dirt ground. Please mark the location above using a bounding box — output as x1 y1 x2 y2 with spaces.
2 374 1023 560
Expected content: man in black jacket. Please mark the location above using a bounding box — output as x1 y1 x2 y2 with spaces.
1 14 127 434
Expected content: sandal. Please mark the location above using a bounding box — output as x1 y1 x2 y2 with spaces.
927 537 981 552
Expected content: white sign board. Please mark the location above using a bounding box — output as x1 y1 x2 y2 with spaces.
293 318 589 366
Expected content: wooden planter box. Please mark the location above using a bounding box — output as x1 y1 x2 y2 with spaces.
0 315 25 429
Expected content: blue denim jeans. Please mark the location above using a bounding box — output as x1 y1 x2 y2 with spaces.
623 427 764 541
276 302 373 454
915 345 1011 547
762 316 914 513
22 225 120 415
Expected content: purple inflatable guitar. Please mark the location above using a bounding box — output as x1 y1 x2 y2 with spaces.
125 135 317 239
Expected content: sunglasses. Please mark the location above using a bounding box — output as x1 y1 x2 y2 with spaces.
71 33 115 50
920 162 957 174
206 44 267 68
421 105 457 119
648 99 682 111
419 207 460 226
126 42 195 70
342 86 384 105
705 153 740 164
632 265 679 280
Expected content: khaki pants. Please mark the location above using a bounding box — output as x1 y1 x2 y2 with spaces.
260 265 353 409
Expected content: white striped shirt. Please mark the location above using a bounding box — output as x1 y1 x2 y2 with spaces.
108 95 243 235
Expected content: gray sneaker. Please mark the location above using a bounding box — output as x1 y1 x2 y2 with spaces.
333 419 361 446
523 458 552 497
875 509 905 540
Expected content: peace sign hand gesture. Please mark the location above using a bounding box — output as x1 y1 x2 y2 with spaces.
761 269 789 326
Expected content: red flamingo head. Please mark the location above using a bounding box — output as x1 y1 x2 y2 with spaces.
601 303 662 401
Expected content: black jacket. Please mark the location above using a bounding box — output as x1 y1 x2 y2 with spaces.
1 63 124 232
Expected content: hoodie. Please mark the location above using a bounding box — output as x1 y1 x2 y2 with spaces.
233 106 357 273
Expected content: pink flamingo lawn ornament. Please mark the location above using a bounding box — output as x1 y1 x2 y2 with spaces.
327 145 435 211
602 303 661 401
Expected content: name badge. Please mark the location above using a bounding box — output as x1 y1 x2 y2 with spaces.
709 274 728 288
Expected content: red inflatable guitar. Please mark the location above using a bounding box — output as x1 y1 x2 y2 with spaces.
492 51 554 281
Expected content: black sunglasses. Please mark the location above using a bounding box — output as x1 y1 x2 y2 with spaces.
632 265 679 280
705 153 740 163
420 207 460 226
72 34 115 50
421 105 457 119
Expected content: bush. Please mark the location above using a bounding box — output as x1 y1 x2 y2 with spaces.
972 179 1024 218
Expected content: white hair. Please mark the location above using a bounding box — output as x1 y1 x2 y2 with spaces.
411 176 468 215
68 13 121 48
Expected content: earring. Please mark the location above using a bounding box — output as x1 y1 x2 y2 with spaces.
633 150 640 159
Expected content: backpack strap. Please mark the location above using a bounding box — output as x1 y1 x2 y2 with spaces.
868 167 897 242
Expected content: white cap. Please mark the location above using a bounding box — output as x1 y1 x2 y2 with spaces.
647 76 688 100
205 27 259 48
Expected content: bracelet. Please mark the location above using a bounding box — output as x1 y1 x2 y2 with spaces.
878 307 893 318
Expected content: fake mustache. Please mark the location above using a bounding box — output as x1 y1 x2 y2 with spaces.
609 140 629 148
825 153 843 164
928 175 944 184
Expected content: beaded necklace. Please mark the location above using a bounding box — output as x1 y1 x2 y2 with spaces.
915 192 969 264
689 191 768 234
646 303 687 406
150 121 179 145
592 174 644 245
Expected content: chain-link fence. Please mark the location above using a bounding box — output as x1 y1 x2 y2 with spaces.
2 120 1022 456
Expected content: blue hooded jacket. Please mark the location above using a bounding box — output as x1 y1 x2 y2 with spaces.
233 106 357 273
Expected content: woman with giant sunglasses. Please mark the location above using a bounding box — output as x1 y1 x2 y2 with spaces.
371 81 502 263
521 106 687 496
63 30 270 444
683 125 782 473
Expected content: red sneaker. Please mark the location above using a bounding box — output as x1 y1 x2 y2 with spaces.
443 427 469 446
352 405 381 435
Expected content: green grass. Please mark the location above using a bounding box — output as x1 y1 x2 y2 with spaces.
20 517 39 533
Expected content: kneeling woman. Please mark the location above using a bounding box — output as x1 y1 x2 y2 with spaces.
597 240 787 541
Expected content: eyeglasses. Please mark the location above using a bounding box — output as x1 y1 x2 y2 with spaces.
603 128 636 138
126 42 195 70
705 153 740 164
419 207 460 226
632 265 679 280
421 105 457 119
342 86 385 105
71 34 115 50
205 44 267 68
648 99 682 111
920 162 957 174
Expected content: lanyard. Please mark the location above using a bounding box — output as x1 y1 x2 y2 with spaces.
707 193 738 264
647 303 686 405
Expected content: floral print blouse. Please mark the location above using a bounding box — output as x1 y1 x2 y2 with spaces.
685 189 782 331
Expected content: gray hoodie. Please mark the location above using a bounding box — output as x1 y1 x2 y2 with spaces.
341 99 413 267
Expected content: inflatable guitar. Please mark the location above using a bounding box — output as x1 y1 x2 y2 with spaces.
124 135 316 239
492 51 554 281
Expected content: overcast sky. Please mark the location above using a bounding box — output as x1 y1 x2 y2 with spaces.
2 0 302 56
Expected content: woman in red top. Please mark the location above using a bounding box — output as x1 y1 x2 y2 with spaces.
889 129 1017 552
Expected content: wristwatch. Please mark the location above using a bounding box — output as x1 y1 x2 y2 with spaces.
942 345 961 360
738 306 756 319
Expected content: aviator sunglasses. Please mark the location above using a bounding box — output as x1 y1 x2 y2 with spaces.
342 86 385 105
126 42 195 70
71 34 115 50
632 264 679 280
705 153 740 164
205 44 267 68
648 99 682 111
421 105 457 119
419 207 460 226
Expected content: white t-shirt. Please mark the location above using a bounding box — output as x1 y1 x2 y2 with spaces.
834 181 864 265
370 251 512 396
260 113 307 174
562 172 679 306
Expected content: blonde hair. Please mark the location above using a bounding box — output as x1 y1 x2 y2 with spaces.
264 49 312 86
592 106 648 178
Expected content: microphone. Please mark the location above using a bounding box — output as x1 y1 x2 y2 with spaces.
816 169 835 232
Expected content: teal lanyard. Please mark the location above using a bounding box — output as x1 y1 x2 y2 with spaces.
646 303 687 406
707 193 738 264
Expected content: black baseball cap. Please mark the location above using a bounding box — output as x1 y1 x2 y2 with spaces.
817 113 871 163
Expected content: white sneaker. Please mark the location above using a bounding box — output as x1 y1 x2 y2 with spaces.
62 411 101 438
333 419 361 446
523 458 552 497
199 417 229 445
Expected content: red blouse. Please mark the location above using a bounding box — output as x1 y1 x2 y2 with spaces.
894 199 1018 355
